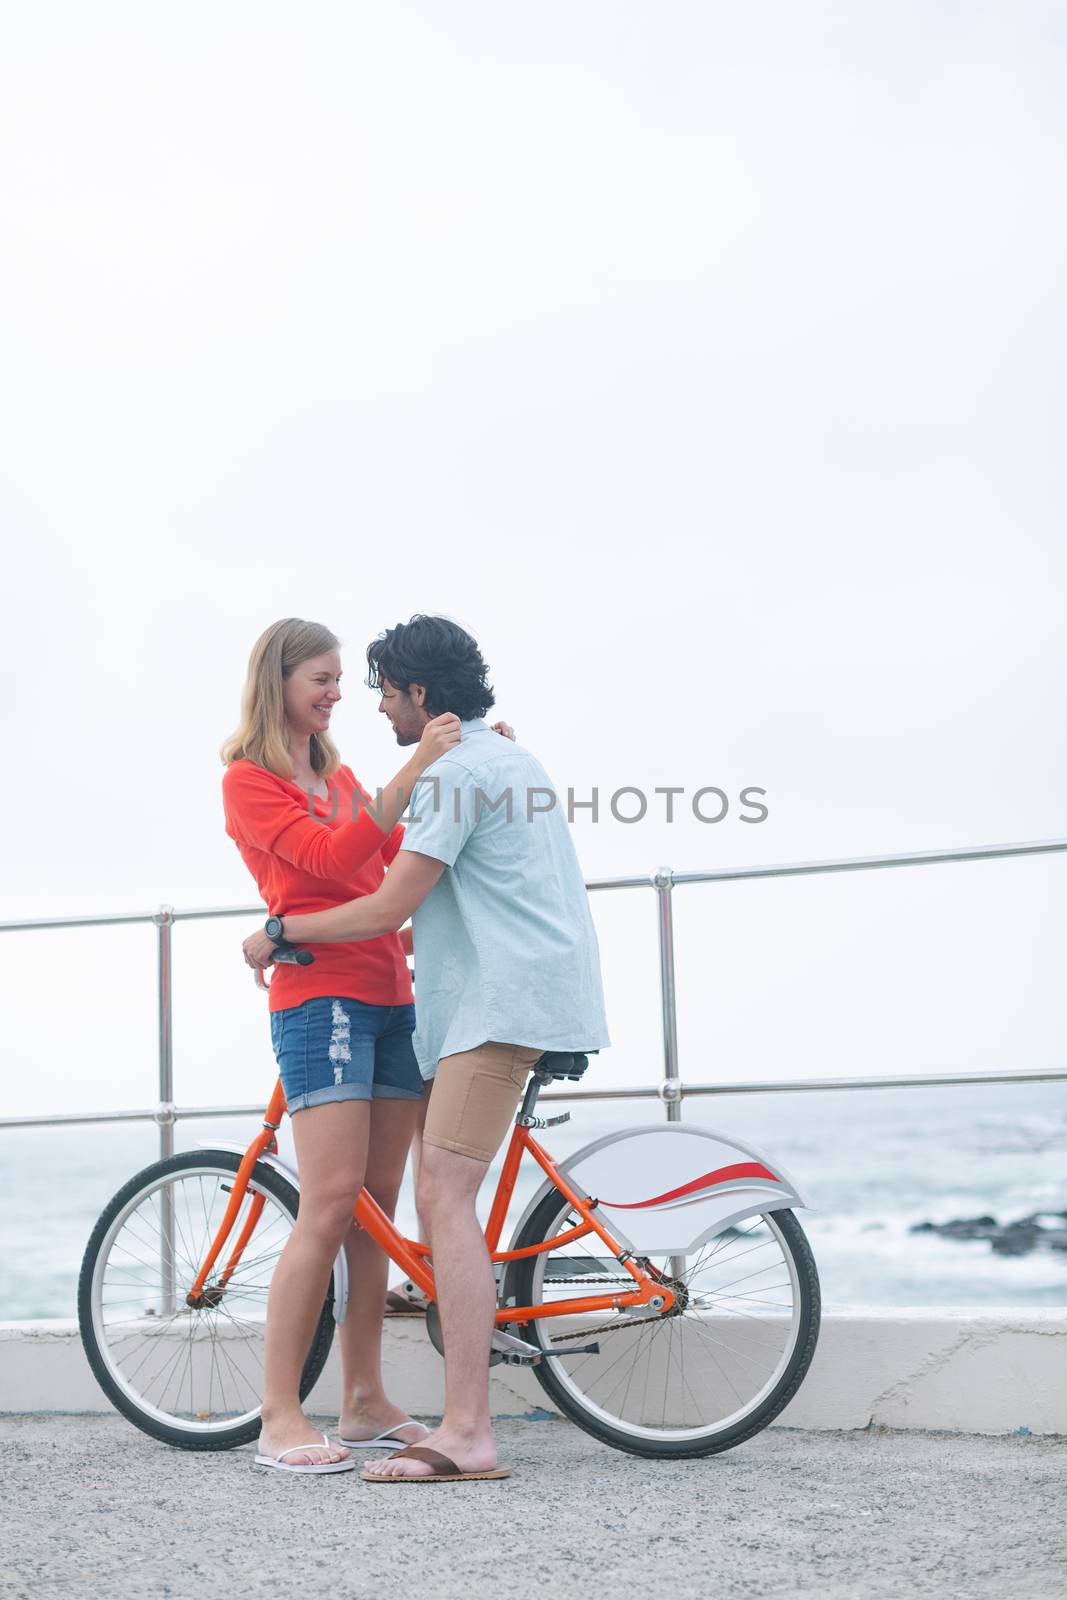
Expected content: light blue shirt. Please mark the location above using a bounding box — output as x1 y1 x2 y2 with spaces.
399 719 611 1079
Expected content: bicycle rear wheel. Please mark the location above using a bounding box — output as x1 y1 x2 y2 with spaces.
78 1149 334 1450
509 1186 820 1458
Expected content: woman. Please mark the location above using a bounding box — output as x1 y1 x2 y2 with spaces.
221 617 488 1472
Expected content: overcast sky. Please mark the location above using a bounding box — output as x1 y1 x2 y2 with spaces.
1 2 1065 1119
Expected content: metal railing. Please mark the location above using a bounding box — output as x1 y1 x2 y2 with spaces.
2 835 1066 1147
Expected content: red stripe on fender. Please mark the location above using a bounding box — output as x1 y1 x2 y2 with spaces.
599 1162 780 1211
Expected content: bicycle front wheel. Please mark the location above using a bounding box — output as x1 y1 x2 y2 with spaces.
78 1149 334 1450
510 1186 820 1458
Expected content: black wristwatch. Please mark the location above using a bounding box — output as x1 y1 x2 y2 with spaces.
264 915 286 946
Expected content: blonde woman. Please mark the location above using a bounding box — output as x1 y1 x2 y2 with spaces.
221 618 462 1473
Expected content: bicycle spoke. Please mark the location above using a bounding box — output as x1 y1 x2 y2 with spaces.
86 1160 319 1437
520 1194 812 1445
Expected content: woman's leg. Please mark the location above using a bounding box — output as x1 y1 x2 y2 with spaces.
336 1096 423 1441
258 1100 370 1465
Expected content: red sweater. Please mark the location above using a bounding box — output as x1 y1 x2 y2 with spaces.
222 759 413 1013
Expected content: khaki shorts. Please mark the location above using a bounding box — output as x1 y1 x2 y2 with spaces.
422 1041 545 1162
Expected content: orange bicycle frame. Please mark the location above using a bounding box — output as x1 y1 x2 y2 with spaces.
188 1079 674 1320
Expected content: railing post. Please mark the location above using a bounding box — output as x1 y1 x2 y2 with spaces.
153 905 176 1314
652 868 681 1122
653 867 687 1283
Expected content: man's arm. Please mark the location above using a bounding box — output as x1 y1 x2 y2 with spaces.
280 852 446 943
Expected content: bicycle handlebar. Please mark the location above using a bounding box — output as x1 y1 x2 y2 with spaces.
270 939 315 967
253 938 315 990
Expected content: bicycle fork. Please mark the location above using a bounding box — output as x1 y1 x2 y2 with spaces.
185 1087 285 1308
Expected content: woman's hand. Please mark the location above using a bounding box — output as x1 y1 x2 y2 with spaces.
416 712 462 767
491 720 516 740
243 929 277 969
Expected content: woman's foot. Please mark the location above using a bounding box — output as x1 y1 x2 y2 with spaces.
259 1407 350 1467
338 1397 429 1447
363 1423 496 1478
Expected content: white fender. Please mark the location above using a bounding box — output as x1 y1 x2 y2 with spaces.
508 1124 812 1257
202 1143 349 1325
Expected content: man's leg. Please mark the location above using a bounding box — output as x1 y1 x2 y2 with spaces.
422 1143 497 1443
366 1041 541 1479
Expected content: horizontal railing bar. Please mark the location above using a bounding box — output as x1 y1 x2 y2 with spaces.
0 905 267 933
584 875 651 891
669 837 1067 888
3 1067 1064 1131
4 834 1064 935
0 1107 260 1130
666 1067 1067 1095
0 1110 158 1129
0 909 165 933
0 1092 662 1130
168 905 266 922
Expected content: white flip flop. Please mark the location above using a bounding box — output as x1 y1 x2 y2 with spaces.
255 1430 356 1473
337 1420 432 1450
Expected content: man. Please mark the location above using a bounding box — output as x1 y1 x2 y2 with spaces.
273 614 610 1481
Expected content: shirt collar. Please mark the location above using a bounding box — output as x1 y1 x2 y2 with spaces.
459 717 489 735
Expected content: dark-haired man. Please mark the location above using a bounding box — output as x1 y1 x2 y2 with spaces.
272 616 610 1481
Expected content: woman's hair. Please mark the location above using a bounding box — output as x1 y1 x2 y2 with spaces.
366 614 495 721
221 618 342 779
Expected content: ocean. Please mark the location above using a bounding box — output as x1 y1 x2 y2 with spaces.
2 1081 1065 1320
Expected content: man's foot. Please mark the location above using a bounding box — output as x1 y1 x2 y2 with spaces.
338 1398 429 1447
259 1410 350 1468
363 1424 496 1479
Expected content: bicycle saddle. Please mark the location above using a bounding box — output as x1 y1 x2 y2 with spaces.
534 1050 595 1081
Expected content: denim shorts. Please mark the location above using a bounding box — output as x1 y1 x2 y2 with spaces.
270 996 424 1113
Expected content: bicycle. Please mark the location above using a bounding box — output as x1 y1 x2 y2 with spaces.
79 955 821 1459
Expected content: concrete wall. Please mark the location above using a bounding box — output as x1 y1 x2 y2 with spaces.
2 1308 1064 1433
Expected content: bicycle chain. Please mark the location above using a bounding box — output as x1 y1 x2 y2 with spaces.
539 1275 673 1344
549 1313 669 1343
542 1275 632 1285
541 1253 685 1343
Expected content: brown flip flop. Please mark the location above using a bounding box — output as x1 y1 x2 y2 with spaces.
360 1445 511 1483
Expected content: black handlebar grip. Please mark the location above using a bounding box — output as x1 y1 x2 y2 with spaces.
272 940 315 967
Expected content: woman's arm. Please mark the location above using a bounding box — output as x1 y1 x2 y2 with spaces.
223 714 460 881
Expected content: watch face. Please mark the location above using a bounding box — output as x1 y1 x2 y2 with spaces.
266 917 284 940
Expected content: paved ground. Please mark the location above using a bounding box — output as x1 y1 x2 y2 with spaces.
1 1415 1064 1599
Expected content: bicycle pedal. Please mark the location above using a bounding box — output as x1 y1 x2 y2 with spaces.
490 1328 542 1365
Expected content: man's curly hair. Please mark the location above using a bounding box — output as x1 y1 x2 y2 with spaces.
365 615 496 721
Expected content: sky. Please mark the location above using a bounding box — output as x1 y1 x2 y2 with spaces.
1 1 1065 1121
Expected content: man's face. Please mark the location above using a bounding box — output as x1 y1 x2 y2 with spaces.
378 676 430 746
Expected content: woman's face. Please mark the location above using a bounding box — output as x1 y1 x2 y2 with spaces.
284 650 342 740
